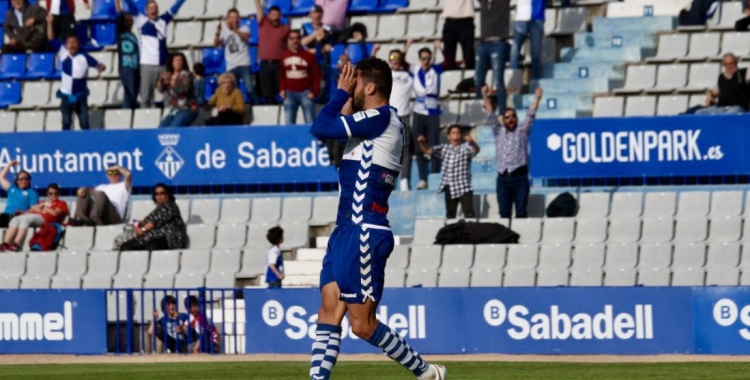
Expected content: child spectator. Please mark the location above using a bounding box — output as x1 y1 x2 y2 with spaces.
193 63 207 107
417 126 480 219
266 226 285 288
184 295 220 353
116 0 140 109
148 295 189 353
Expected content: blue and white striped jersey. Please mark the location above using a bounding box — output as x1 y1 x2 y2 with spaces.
124 0 186 66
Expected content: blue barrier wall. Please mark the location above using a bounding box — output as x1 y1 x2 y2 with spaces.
244 287 750 355
0 126 337 188
0 290 107 354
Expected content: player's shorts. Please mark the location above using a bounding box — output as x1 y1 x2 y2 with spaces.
320 224 395 304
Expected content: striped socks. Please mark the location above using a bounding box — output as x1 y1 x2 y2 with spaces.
309 324 342 380
367 322 430 377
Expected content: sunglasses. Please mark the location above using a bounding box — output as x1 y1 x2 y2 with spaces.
389 54 401 61
107 170 119 175
419 56 431 61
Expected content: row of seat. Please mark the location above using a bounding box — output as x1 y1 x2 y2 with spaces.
649 32 750 64
593 94 705 117
609 0 743 31
616 61 750 95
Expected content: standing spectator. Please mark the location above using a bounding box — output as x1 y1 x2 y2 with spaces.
119 183 187 251
266 226 284 288
482 85 542 219
280 30 321 124
46 0 89 40
417 126 479 219
0 184 68 252
148 296 190 354
214 8 259 104
3 0 48 53
441 0 475 70
696 53 749 115
48 14 105 131
193 63 207 107
206 73 246 126
373 43 414 190
0 162 39 228
123 0 187 107
407 40 445 190
316 0 347 32
184 296 220 354
301 5 333 101
475 0 511 115
510 0 545 79
254 0 291 104
116 0 140 109
71 166 132 226
157 53 199 127
736 0 750 31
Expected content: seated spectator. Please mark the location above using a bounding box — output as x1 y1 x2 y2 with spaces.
679 0 719 26
736 0 750 31
417 126 479 219
336 21 368 46
0 184 68 252
3 0 48 54
193 63 206 107
214 8 259 105
316 0 347 33
71 166 132 226
280 30 321 124
148 296 189 354
47 0 90 41
184 295 220 353
0 161 39 228
206 73 246 126
266 226 285 289
158 53 199 127
116 0 140 110
48 14 106 131
696 53 749 115
120 183 187 251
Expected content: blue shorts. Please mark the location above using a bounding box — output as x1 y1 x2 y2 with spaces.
320 225 394 304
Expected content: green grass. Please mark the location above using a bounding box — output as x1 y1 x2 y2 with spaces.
1 362 750 380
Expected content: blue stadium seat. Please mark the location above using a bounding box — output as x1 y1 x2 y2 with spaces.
0 54 26 80
241 17 259 45
88 22 117 48
238 78 251 103
346 43 373 64
379 0 407 11
122 0 147 13
75 24 92 50
0 82 21 108
90 0 117 20
202 48 226 75
289 0 315 16
264 0 292 13
349 0 380 12
249 47 259 72
24 53 55 79
204 77 218 101
330 44 346 62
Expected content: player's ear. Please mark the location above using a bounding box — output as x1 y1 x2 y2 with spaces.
365 82 377 96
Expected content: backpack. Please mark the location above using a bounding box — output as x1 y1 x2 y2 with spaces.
29 223 65 251
463 222 520 244
434 220 467 245
546 192 578 218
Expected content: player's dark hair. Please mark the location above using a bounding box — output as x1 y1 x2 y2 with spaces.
269 5 282 13
356 57 393 100
227 8 240 16
446 124 462 135
267 226 284 245
46 183 60 192
418 47 432 58
161 295 177 313
504 107 517 116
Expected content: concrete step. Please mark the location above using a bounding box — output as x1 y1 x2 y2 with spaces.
543 62 624 80
593 16 676 34
517 93 594 111
285 261 322 276
560 46 643 63
531 77 615 94
316 236 329 247
297 248 326 261
575 31 657 50
285 274 320 287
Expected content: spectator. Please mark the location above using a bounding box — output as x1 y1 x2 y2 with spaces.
736 0 750 31
48 15 106 131
372 43 414 190
679 0 719 26
0 184 68 252
193 63 206 107
254 0 291 104
316 0 347 32
696 53 749 115
482 85 542 219
71 166 132 226
301 5 333 101
0 161 39 228
417 126 479 219
3 0 48 54
119 184 187 251
510 0 545 79
406 40 445 190
115 0 140 109
148 296 190 354
475 0 511 115
441 0 475 70
158 53 199 127
280 30 321 124
206 73 246 126
266 226 285 289
46 0 89 40
123 0 187 107
214 8 259 104
184 295 220 353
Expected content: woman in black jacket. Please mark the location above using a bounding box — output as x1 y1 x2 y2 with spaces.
120 184 188 251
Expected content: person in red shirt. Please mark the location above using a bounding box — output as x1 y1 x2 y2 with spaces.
280 30 321 124
0 183 68 252
254 0 290 104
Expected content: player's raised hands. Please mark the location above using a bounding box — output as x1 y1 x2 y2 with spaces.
337 62 357 95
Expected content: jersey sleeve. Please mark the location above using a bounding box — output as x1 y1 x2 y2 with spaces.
267 247 279 265
84 54 100 68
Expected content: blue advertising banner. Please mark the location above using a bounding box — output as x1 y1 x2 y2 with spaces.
693 287 750 354
0 290 107 354
530 115 750 179
0 126 336 187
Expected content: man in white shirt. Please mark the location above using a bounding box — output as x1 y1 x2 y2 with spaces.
71 166 132 226
214 8 258 104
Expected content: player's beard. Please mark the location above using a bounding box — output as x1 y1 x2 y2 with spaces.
352 88 366 112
